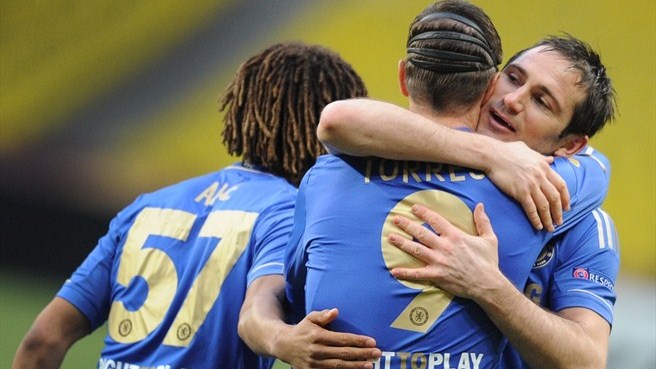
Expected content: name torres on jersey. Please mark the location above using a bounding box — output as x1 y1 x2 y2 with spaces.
363 158 486 184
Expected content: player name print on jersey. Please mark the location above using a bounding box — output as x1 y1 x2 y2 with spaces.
364 158 486 184
98 358 172 369
287 152 610 369
194 181 240 205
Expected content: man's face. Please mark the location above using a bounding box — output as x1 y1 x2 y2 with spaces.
476 46 586 154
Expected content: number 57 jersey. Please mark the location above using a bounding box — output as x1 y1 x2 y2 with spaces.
57 163 296 369
285 152 609 369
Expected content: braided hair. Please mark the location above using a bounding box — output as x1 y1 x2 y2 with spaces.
405 0 502 114
220 42 367 186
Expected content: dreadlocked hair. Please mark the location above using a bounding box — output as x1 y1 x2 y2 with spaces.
219 42 367 186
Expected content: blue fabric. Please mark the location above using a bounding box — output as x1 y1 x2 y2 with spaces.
285 148 609 369
58 163 293 369
499 207 620 368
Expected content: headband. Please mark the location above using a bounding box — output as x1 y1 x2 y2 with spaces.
407 12 498 73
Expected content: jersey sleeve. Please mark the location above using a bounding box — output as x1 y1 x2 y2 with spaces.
56 211 126 331
246 195 296 286
552 147 611 236
284 170 311 323
549 208 620 325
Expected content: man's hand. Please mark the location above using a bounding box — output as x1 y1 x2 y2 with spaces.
275 308 381 369
387 203 504 300
239 276 381 368
484 141 570 232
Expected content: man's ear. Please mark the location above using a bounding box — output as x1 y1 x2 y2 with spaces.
481 73 500 107
398 60 409 97
554 135 589 157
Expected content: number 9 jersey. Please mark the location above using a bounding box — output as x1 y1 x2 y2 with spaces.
285 150 609 369
57 163 296 369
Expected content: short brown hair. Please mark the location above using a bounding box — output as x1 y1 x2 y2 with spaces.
505 34 616 138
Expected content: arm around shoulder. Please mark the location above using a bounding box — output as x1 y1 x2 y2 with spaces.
318 98 458 159
318 99 568 230
318 98 399 156
13 297 91 369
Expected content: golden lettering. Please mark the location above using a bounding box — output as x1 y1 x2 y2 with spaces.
210 183 239 203
427 163 446 182
469 171 485 180
411 353 427 369
194 182 239 206
365 158 373 183
449 166 466 182
403 161 422 183
194 182 219 206
524 283 543 304
380 159 399 181
398 352 411 369
362 160 487 184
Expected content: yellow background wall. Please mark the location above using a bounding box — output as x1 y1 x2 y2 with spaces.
1 0 654 277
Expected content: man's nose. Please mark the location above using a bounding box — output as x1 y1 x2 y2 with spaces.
502 87 525 113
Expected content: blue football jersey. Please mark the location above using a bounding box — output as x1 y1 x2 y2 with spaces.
285 147 609 369
58 163 295 369
499 208 620 368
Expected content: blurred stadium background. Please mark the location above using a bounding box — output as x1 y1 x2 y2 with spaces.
1 0 653 367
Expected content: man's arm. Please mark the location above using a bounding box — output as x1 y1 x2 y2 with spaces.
319 99 569 231
13 297 91 369
387 204 609 369
238 275 381 369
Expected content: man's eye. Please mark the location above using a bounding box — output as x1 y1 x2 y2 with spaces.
506 72 521 85
535 96 550 110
